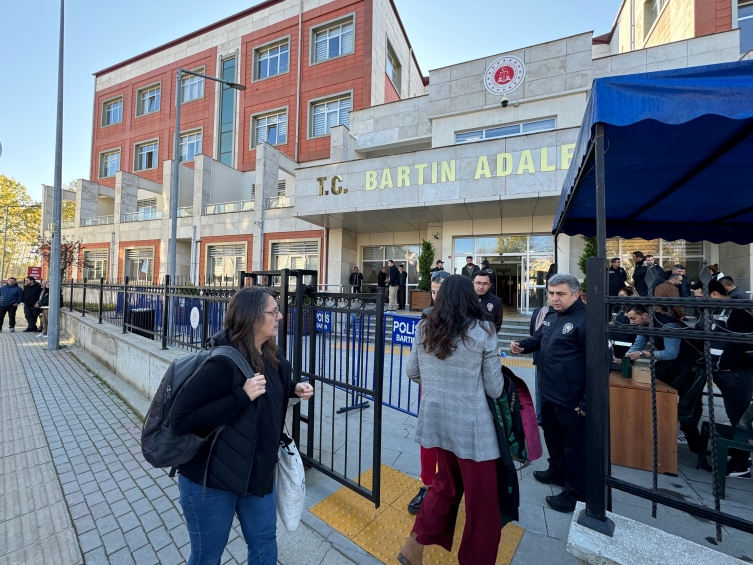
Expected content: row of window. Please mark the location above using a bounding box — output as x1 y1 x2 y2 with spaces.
98 94 351 178
455 118 556 144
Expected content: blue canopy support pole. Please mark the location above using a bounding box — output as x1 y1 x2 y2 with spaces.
578 122 614 537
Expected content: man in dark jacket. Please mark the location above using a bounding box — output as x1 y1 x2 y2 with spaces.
511 273 587 513
608 258 628 296
652 264 690 297
720 276 749 300
387 260 399 312
0 277 24 332
473 271 502 332
377 267 387 296
349 267 363 293
461 256 479 279
631 251 648 295
480 259 497 294
22 277 42 333
430 260 444 273
397 265 408 310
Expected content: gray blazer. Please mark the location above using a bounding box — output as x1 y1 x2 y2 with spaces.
406 319 505 462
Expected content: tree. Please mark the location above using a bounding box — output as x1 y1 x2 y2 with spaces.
577 235 598 292
34 235 90 282
63 180 77 223
417 238 435 291
0 175 42 280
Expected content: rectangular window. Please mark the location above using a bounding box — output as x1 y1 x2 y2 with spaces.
99 150 120 178
255 112 287 146
137 84 161 116
83 250 108 280
218 57 236 167
207 245 246 283
314 20 354 63
124 248 154 282
102 98 122 126
257 43 289 80
181 71 205 103
386 41 401 95
455 118 556 144
312 96 351 136
180 131 202 162
272 241 320 273
740 3 753 54
134 140 159 171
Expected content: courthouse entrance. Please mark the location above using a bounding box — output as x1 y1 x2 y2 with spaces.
453 235 553 314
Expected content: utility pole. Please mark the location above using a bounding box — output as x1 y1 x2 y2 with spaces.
48 0 64 351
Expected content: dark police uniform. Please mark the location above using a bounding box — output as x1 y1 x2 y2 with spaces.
478 291 503 332
518 299 587 499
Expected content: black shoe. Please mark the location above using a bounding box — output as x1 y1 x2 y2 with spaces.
546 490 577 513
533 468 566 488
23 328 35 333
407 486 428 515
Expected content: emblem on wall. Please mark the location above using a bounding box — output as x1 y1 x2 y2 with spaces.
484 56 526 95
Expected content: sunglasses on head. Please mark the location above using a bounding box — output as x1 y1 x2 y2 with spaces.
431 271 450 280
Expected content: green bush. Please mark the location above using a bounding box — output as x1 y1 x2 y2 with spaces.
577 236 598 292
417 239 435 291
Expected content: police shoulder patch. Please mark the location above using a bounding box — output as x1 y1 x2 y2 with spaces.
562 322 574 334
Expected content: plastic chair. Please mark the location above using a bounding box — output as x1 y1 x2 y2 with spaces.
696 401 753 499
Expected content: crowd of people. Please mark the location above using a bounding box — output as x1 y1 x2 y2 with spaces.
0 276 54 337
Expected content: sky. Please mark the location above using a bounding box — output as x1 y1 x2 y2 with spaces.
0 0 622 201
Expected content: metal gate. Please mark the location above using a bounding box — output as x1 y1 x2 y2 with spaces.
246 269 386 506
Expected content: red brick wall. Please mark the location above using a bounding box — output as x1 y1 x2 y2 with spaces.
118 239 161 282
76 242 112 280
263 230 324 278
384 73 400 103
198 234 254 283
695 0 733 37
91 48 218 188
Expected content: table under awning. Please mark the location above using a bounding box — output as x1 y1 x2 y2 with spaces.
553 60 753 244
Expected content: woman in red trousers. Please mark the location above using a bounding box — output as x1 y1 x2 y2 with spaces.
398 275 505 565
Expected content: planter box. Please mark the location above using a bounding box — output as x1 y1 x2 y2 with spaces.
410 290 431 312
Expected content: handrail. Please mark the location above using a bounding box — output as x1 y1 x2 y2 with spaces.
81 215 114 227
122 210 162 222
204 200 254 215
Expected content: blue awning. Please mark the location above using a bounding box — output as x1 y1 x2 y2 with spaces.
554 60 753 244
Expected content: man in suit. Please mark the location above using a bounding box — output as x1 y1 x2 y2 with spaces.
387 260 399 312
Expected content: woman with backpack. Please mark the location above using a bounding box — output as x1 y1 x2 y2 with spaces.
398 275 506 565
170 286 313 565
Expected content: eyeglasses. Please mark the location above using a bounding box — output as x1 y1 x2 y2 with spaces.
263 307 281 315
474 281 491 287
431 271 449 280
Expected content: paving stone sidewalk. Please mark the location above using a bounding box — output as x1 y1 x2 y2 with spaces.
0 330 357 565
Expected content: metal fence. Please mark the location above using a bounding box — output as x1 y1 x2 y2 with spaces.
583 259 753 540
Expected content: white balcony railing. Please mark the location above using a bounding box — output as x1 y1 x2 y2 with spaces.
177 207 193 218
80 215 114 227
204 201 255 215
61 219 75 229
266 196 295 209
122 210 162 223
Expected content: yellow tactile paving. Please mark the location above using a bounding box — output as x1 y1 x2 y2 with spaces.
500 357 534 368
311 465 524 564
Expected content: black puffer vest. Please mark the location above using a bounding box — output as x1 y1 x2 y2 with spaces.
186 330 292 496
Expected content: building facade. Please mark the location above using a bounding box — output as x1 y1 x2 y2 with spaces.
42 0 753 313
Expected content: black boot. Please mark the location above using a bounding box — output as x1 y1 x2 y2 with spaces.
533 468 565 487
407 486 428 515
546 489 577 513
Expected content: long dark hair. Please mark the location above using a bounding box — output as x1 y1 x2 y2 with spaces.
224 286 279 373
420 275 493 360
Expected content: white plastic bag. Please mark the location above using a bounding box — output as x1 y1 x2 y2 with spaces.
275 432 305 531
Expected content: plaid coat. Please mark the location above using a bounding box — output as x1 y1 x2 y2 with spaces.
406 319 505 462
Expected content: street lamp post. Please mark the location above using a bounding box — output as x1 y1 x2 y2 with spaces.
1 204 42 281
168 69 245 284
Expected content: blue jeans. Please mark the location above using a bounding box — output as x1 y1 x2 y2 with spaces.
178 475 277 565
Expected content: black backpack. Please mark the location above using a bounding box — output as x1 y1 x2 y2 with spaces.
141 344 255 470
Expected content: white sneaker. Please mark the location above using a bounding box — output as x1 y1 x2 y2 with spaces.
41 334 47 338
36 334 43 337
677 430 687 445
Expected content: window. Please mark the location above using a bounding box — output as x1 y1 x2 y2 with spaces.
134 140 158 171
99 150 120 178
102 98 122 126
607 237 705 280
741 3 753 54
83 250 108 280
255 112 287 146
124 248 154 282
455 118 556 144
362 245 419 288
386 41 401 94
272 241 319 272
314 20 354 63
207 245 246 283
644 0 668 38
257 43 289 79
137 84 160 116
312 96 351 136
218 57 236 167
180 131 202 162
181 71 204 103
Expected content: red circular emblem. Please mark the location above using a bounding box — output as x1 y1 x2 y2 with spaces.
484 56 526 95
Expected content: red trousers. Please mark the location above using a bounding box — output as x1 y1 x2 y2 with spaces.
420 446 437 485
412 448 501 565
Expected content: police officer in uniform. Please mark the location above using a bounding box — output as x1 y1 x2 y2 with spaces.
480 259 497 295
473 271 503 332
